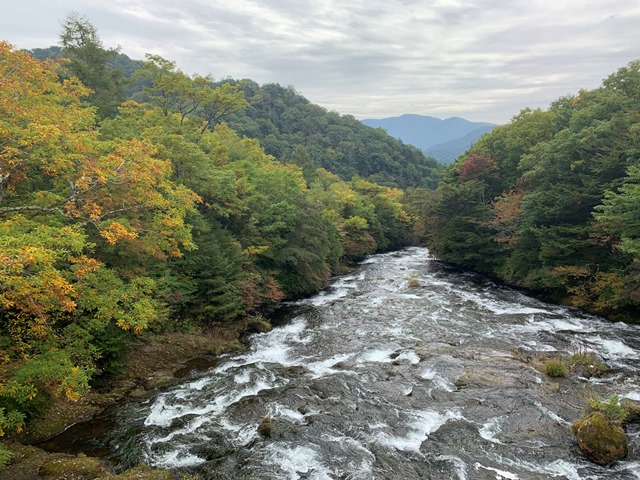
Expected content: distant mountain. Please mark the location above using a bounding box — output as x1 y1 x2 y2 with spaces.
423 125 495 164
362 114 496 163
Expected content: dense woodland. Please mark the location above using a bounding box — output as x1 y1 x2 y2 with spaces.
423 61 640 323
1 13 639 464
0 16 438 451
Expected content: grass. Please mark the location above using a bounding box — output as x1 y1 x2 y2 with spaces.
544 357 568 377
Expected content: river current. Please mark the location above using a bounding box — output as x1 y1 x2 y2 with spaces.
106 248 640 479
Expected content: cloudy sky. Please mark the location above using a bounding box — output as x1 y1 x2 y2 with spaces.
3 0 639 123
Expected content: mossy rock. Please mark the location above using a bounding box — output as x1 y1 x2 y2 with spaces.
38 454 110 479
572 412 628 465
97 464 173 479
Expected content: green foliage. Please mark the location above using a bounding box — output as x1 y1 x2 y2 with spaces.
0 444 12 469
423 60 640 322
543 358 568 377
1 22 426 441
59 13 126 118
587 396 628 425
222 81 443 189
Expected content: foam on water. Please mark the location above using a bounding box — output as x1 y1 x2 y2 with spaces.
231 317 311 368
533 401 570 426
264 444 333 480
234 370 251 384
319 433 375 479
616 462 640 479
306 353 356 378
479 416 506 444
474 463 520 479
542 460 582 480
587 336 638 362
357 348 398 363
394 350 421 364
152 449 204 468
420 368 455 392
436 455 468 480
110 247 640 478
144 376 280 428
373 410 462 452
218 417 258 446
298 274 362 307
623 391 640 401
272 403 307 424
485 450 585 479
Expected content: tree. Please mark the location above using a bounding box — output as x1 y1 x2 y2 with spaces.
135 55 247 134
59 13 126 118
0 42 199 437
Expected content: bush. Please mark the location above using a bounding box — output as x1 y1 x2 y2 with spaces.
258 416 273 437
587 396 628 425
544 358 568 377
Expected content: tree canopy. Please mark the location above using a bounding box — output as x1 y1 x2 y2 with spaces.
423 61 640 322
0 28 421 445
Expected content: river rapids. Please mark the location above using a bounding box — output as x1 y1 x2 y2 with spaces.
105 248 639 479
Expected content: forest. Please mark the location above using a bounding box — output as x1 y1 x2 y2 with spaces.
1 12 639 467
423 61 640 323
0 16 440 453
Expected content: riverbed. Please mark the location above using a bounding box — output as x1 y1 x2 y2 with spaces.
98 248 640 479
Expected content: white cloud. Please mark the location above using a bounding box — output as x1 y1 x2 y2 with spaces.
2 0 639 123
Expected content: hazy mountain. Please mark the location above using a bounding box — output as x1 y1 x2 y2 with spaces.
361 114 496 162
423 125 495 164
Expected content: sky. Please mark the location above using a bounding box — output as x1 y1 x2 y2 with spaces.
2 0 640 124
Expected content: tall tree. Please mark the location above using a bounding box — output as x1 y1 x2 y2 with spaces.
59 13 125 118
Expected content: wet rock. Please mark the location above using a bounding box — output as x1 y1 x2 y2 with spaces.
38 454 110 479
298 405 311 415
572 412 628 465
282 365 307 376
241 319 273 338
143 374 174 390
454 370 506 388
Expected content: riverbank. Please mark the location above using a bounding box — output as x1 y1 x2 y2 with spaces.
0 316 272 479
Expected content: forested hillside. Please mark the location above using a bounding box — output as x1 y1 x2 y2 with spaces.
0 15 430 448
423 61 640 322
218 82 442 189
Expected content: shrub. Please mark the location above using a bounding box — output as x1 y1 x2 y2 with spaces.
544 358 568 377
587 396 628 425
258 416 273 437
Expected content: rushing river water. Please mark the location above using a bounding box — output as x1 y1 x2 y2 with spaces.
104 248 639 479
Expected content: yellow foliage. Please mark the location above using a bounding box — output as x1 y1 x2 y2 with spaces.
100 221 139 245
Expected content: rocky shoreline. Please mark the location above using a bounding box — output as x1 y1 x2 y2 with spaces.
0 316 272 479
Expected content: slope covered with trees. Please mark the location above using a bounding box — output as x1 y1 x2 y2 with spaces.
0 15 425 451
219 82 442 189
423 61 640 322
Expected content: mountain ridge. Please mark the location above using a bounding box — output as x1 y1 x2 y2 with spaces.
362 114 497 163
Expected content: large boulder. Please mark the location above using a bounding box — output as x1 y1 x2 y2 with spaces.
572 412 628 465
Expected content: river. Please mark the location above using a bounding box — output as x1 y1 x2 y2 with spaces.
104 248 639 479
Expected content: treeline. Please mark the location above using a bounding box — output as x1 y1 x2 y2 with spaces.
423 61 640 322
0 17 426 444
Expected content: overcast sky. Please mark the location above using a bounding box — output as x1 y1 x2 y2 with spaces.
3 0 639 123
